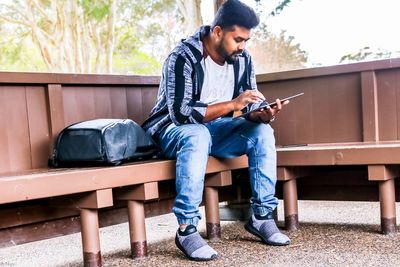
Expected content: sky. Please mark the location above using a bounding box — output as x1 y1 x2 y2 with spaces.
201 0 400 66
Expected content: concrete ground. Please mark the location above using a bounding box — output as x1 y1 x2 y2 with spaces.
0 200 399 267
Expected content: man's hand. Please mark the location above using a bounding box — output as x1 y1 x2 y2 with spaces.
231 90 265 111
249 98 289 123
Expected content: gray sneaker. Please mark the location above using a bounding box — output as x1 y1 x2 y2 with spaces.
175 225 218 261
245 214 291 246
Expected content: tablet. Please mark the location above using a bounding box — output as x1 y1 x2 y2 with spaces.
237 92 304 118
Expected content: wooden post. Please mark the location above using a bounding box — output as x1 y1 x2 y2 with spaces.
81 209 102 267
278 167 300 231
114 182 159 258
204 171 232 240
379 179 397 234
368 165 397 234
51 189 113 267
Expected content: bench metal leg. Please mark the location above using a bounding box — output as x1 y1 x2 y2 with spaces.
80 208 102 267
127 200 147 258
204 186 221 240
379 179 397 234
283 178 299 231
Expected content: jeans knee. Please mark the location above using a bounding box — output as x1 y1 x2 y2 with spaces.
180 125 212 153
251 123 275 151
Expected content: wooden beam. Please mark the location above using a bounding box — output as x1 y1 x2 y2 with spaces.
368 165 399 181
114 182 159 201
205 171 232 187
50 189 113 209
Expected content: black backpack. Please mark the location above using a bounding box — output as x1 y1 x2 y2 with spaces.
50 119 158 167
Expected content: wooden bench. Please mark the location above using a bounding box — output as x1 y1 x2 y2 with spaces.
0 156 247 266
2 58 400 265
277 142 400 234
255 59 400 235
0 73 250 266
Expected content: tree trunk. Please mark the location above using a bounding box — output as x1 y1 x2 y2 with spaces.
105 0 116 73
214 0 226 14
177 0 203 36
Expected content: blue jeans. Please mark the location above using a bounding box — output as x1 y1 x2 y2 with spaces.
156 117 278 226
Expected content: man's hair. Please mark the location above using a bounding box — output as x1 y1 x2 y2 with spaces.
211 0 260 31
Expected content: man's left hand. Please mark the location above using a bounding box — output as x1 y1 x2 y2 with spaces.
250 98 289 123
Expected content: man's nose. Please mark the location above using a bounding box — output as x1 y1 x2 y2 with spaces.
238 41 246 51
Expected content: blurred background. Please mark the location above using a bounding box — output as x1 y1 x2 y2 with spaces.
0 0 399 75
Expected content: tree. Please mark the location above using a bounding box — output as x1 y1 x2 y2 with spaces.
0 0 303 75
177 0 203 36
0 0 118 73
0 0 181 74
248 28 307 73
340 46 400 64
214 0 225 12
266 0 293 17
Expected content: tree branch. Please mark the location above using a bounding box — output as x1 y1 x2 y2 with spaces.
0 15 30 27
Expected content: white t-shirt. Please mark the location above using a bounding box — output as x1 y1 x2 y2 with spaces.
200 56 234 105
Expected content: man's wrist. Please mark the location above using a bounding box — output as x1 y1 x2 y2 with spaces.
267 115 275 123
260 115 275 124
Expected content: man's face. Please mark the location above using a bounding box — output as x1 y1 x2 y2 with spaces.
215 25 251 64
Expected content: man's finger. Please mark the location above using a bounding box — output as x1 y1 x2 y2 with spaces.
248 89 265 100
276 99 282 110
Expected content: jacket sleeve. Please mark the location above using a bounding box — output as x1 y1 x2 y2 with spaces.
164 53 207 125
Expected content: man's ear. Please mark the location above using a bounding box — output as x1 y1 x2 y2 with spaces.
213 26 223 39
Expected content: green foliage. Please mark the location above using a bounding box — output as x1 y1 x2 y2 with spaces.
38 0 51 7
80 0 111 21
340 46 400 63
0 0 305 75
268 0 293 16
113 49 161 75
0 38 46 71
0 0 179 74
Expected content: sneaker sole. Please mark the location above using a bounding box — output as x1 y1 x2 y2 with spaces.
174 234 218 261
244 222 290 246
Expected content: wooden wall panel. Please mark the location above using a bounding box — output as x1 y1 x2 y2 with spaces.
126 87 144 123
110 87 128 118
0 87 32 173
63 86 134 126
62 86 96 126
26 87 51 168
376 69 400 141
0 88 10 172
141 86 159 124
93 87 112 118
258 74 363 145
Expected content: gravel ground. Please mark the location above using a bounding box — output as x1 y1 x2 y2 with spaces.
0 200 399 267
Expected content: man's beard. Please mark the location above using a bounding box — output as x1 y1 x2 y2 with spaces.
225 53 240 64
216 42 242 65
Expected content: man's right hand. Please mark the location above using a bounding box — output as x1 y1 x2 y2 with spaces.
231 89 265 111
204 90 265 122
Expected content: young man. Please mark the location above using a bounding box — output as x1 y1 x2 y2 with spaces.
142 0 290 261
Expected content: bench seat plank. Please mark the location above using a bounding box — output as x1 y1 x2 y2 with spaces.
277 142 400 166
0 156 248 205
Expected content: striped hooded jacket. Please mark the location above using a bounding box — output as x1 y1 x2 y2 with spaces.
142 26 258 138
